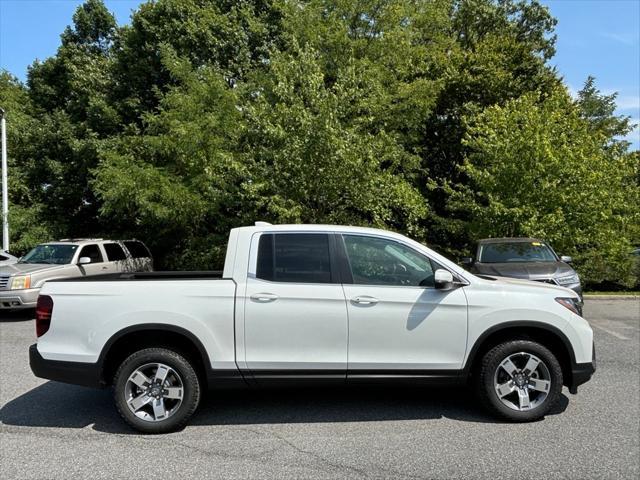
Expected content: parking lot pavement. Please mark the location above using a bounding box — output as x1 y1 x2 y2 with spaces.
1 298 638 480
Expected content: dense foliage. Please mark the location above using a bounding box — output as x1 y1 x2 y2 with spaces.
1 0 638 286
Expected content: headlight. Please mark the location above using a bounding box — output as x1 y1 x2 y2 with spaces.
555 297 581 315
10 275 31 290
556 273 579 286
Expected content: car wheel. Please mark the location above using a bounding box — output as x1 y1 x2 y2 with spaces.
113 347 201 433
475 340 563 422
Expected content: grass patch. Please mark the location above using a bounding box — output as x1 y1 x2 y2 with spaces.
583 291 639 296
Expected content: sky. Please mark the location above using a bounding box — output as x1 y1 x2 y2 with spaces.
0 0 639 148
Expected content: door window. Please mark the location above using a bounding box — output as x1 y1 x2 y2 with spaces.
103 243 127 261
123 241 151 258
256 233 333 283
342 235 435 287
78 244 103 263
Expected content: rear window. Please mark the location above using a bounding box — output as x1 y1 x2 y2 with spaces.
103 243 127 261
256 233 333 283
124 241 151 259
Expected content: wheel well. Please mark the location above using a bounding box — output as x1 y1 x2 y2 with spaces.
100 329 208 388
466 326 573 386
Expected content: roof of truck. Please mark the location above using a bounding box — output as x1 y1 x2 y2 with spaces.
242 223 401 235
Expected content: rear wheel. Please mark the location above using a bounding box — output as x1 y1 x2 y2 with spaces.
475 340 563 422
113 348 201 433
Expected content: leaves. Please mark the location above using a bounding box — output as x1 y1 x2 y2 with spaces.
1 0 638 287
456 88 639 286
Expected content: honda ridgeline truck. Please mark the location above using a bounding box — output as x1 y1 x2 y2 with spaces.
30 223 595 433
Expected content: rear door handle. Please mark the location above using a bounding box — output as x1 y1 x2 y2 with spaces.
352 296 379 305
250 293 279 302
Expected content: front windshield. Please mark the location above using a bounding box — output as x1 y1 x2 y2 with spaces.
478 242 556 263
19 244 78 265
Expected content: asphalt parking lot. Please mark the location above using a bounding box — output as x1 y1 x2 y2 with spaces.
1 298 638 479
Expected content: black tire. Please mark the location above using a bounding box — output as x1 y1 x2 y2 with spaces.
475 340 563 422
113 348 201 434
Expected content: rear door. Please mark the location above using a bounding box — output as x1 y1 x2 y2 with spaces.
243 232 348 379
102 242 129 273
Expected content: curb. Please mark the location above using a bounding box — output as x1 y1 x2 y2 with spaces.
583 295 639 301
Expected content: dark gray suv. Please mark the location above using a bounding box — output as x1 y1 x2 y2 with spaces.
462 238 582 299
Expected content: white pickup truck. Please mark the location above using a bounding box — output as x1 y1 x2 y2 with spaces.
30 223 595 433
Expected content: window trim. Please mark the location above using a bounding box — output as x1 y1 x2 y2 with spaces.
250 232 342 285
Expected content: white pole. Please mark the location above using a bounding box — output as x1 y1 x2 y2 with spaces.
1 108 8 252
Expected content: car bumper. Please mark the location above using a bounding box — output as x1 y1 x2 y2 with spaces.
569 343 596 394
0 288 39 309
29 344 104 388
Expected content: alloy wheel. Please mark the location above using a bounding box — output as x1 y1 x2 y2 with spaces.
493 352 551 411
124 363 184 422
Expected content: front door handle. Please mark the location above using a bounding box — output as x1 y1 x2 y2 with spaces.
352 296 379 305
250 293 279 302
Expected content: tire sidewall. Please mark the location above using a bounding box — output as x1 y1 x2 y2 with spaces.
480 340 563 422
114 348 200 434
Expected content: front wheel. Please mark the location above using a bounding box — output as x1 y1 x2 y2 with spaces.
113 348 201 433
475 340 563 422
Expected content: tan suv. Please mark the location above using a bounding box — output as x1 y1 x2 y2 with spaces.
0 239 153 309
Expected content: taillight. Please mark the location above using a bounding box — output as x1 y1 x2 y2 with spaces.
35 295 54 337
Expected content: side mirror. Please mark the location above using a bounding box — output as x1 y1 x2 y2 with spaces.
461 257 474 266
78 256 91 265
560 255 572 264
434 269 454 290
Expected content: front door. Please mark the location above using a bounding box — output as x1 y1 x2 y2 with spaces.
340 234 468 374
243 232 348 377
76 244 109 276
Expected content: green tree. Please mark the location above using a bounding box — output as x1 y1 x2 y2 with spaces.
112 0 284 124
241 42 429 232
18 0 119 239
420 0 561 253
28 0 118 130
95 52 246 269
576 75 634 148
0 72 56 252
451 88 639 286
3 0 638 288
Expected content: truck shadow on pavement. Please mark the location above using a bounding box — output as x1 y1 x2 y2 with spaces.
0 381 569 434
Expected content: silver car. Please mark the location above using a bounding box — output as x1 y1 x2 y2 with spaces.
0 239 153 309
